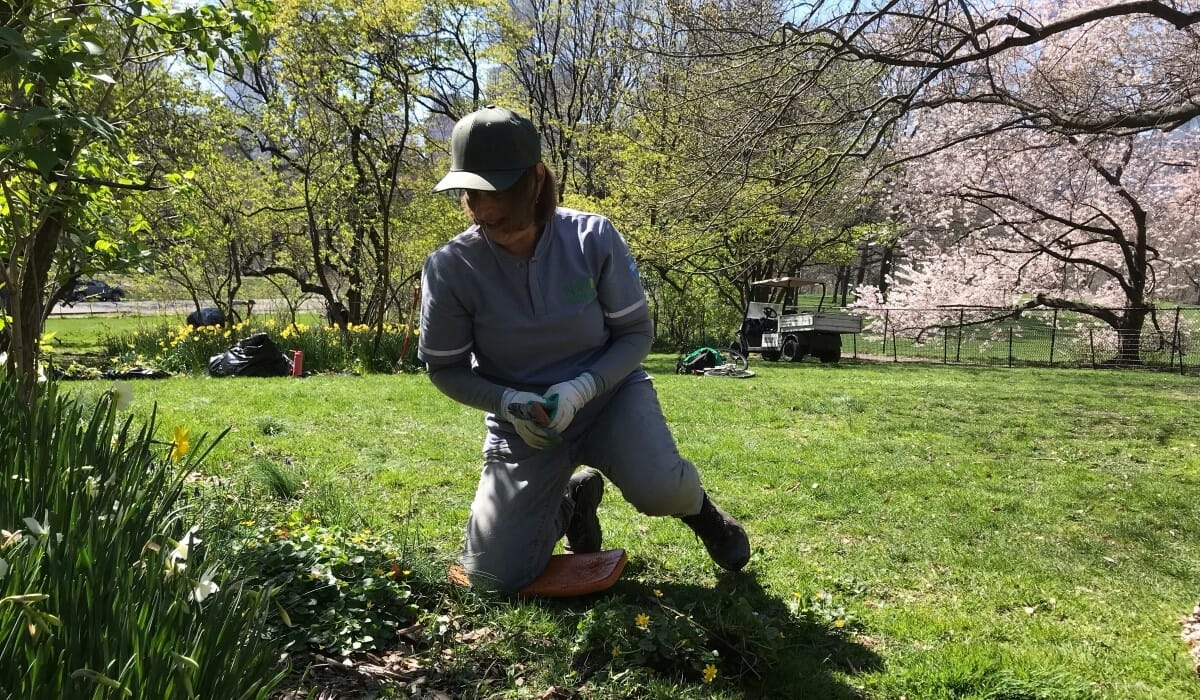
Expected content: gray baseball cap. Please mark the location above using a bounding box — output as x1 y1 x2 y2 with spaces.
433 106 542 192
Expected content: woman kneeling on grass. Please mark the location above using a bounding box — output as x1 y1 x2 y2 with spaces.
418 106 750 593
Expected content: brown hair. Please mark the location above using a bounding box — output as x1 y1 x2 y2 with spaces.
533 164 559 225
459 164 559 227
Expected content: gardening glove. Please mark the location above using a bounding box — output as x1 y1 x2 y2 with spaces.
499 389 561 449
543 372 599 434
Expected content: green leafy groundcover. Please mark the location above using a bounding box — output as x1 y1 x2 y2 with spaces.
0 378 286 699
227 512 427 657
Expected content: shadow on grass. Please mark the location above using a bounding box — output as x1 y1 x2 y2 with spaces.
714 573 881 698
552 563 882 699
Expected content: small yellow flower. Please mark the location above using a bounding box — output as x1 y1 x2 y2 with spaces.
635 612 650 629
834 619 846 628
611 645 621 657
169 425 190 463
653 589 663 598
702 664 717 684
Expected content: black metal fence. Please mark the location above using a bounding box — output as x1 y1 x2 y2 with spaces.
846 306 1200 375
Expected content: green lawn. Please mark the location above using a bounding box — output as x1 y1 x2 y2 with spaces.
64 358 1200 699
44 311 326 357
46 314 165 354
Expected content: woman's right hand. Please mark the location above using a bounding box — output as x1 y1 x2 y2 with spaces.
499 389 561 449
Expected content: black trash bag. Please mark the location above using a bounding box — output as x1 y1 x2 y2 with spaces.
208 332 292 378
187 306 225 327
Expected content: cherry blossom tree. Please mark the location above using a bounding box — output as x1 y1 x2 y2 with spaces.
860 115 1198 362
785 0 1200 141
818 0 1200 364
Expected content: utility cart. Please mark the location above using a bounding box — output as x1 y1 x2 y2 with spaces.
731 277 863 363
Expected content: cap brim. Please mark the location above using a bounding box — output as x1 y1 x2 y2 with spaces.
433 168 526 193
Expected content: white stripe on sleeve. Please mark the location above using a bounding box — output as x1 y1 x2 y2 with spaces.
603 299 646 320
421 341 473 358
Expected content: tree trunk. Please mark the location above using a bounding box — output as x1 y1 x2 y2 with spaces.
6 209 64 402
877 244 894 299
834 264 850 305
1115 306 1149 365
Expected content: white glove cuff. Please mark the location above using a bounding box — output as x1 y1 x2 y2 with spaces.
575 371 599 401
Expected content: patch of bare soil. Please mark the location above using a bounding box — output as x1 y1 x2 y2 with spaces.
271 622 464 700
270 620 582 700
1183 603 1200 678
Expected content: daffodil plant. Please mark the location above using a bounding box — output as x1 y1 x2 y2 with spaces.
0 377 284 698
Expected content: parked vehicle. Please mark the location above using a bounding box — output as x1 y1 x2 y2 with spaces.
69 279 125 302
731 277 862 363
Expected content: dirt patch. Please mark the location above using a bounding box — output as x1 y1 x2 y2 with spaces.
1183 603 1200 678
270 620 579 700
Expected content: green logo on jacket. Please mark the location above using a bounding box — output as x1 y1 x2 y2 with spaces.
564 277 596 304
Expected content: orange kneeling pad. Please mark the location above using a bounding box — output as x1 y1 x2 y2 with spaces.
449 549 627 598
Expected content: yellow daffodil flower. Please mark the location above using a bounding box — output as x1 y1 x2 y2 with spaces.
169 425 190 464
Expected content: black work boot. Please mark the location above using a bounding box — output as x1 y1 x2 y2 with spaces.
680 493 750 572
565 468 604 553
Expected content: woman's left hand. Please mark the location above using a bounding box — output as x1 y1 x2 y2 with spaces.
544 372 598 433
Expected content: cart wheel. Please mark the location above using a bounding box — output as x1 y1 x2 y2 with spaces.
818 346 842 363
762 350 781 362
781 337 800 362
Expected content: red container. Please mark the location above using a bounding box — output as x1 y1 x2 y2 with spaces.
291 350 304 377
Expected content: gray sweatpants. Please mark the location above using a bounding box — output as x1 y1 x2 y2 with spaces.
461 378 704 592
